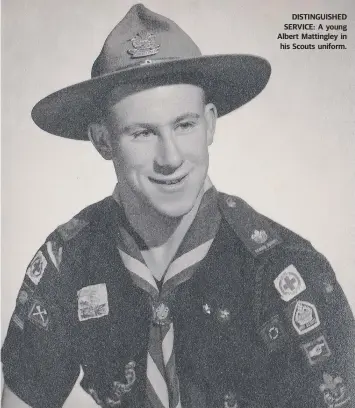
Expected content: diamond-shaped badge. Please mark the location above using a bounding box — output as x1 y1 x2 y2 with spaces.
274 265 306 302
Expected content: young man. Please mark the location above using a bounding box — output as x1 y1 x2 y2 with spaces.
2 4 354 408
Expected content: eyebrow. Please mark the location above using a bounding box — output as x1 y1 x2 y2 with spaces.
119 112 201 133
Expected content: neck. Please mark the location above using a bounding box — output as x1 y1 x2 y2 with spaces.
115 179 210 248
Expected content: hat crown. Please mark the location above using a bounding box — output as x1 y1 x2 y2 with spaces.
91 4 201 77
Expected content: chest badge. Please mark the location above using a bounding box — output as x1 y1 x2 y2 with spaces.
292 300 320 335
202 303 212 315
217 308 231 323
320 373 350 407
224 391 239 408
274 265 306 302
77 283 109 322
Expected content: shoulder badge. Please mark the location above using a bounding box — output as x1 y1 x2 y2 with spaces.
218 193 283 256
57 217 89 242
274 264 306 302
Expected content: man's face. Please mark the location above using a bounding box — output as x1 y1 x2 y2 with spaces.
96 84 216 218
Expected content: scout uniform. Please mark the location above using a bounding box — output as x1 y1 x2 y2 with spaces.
2 187 355 408
3 4 354 408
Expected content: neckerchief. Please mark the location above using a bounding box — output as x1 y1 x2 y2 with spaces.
112 183 221 408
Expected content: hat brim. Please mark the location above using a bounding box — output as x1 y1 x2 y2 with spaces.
31 54 271 140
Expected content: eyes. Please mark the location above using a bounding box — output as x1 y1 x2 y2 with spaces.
131 120 198 141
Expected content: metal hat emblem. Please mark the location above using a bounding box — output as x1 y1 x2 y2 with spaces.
128 31 160 58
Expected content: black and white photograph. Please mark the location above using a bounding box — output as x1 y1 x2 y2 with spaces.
1 1 355 407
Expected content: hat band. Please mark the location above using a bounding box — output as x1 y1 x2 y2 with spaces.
92 57 181 78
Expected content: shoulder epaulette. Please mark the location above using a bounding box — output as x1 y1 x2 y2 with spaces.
218 192 283 257
56 217 90 242
55 198 112 242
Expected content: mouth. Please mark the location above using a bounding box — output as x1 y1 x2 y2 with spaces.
148 174 188 186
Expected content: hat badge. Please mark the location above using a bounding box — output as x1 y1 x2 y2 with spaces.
128 31 160 58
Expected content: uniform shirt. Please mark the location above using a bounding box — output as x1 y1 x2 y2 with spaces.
2 191 355 408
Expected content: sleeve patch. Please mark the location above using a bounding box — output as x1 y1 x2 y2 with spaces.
320 373 351 407
273 264 306 302
26 250 47 285
46 240 63 270
300 334 331 366
28 300 49 330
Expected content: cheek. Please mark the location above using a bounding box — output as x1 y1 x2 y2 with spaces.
178 131 209 164
113 142 155 174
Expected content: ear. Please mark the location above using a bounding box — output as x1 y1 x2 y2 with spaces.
87 123 112 160
204 103 217 146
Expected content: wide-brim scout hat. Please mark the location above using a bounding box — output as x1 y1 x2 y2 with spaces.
32 3 271 141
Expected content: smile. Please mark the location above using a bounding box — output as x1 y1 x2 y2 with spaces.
148 174 187 186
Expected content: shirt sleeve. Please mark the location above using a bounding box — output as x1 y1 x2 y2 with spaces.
278 250 355 408
1 238 80 408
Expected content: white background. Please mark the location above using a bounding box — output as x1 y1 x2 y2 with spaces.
2 0 355 406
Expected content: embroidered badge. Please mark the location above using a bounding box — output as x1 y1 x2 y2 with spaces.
251 229 268 244
127 32 160 58
28 300 49 329
292 300 320 335
301 335 331 366
77 283 109 322
260 315 287 351
274 264 306 302
26 250 47 285
320 373 350 407
152 302 171 326
224 391 239 408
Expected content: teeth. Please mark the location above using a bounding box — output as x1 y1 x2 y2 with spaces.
151 176 184 185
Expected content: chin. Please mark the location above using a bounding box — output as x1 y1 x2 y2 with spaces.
152 199 195 219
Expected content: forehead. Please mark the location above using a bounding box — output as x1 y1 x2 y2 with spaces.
106 84 205 125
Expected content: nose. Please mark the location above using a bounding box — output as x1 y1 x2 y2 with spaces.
154 132 183 175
